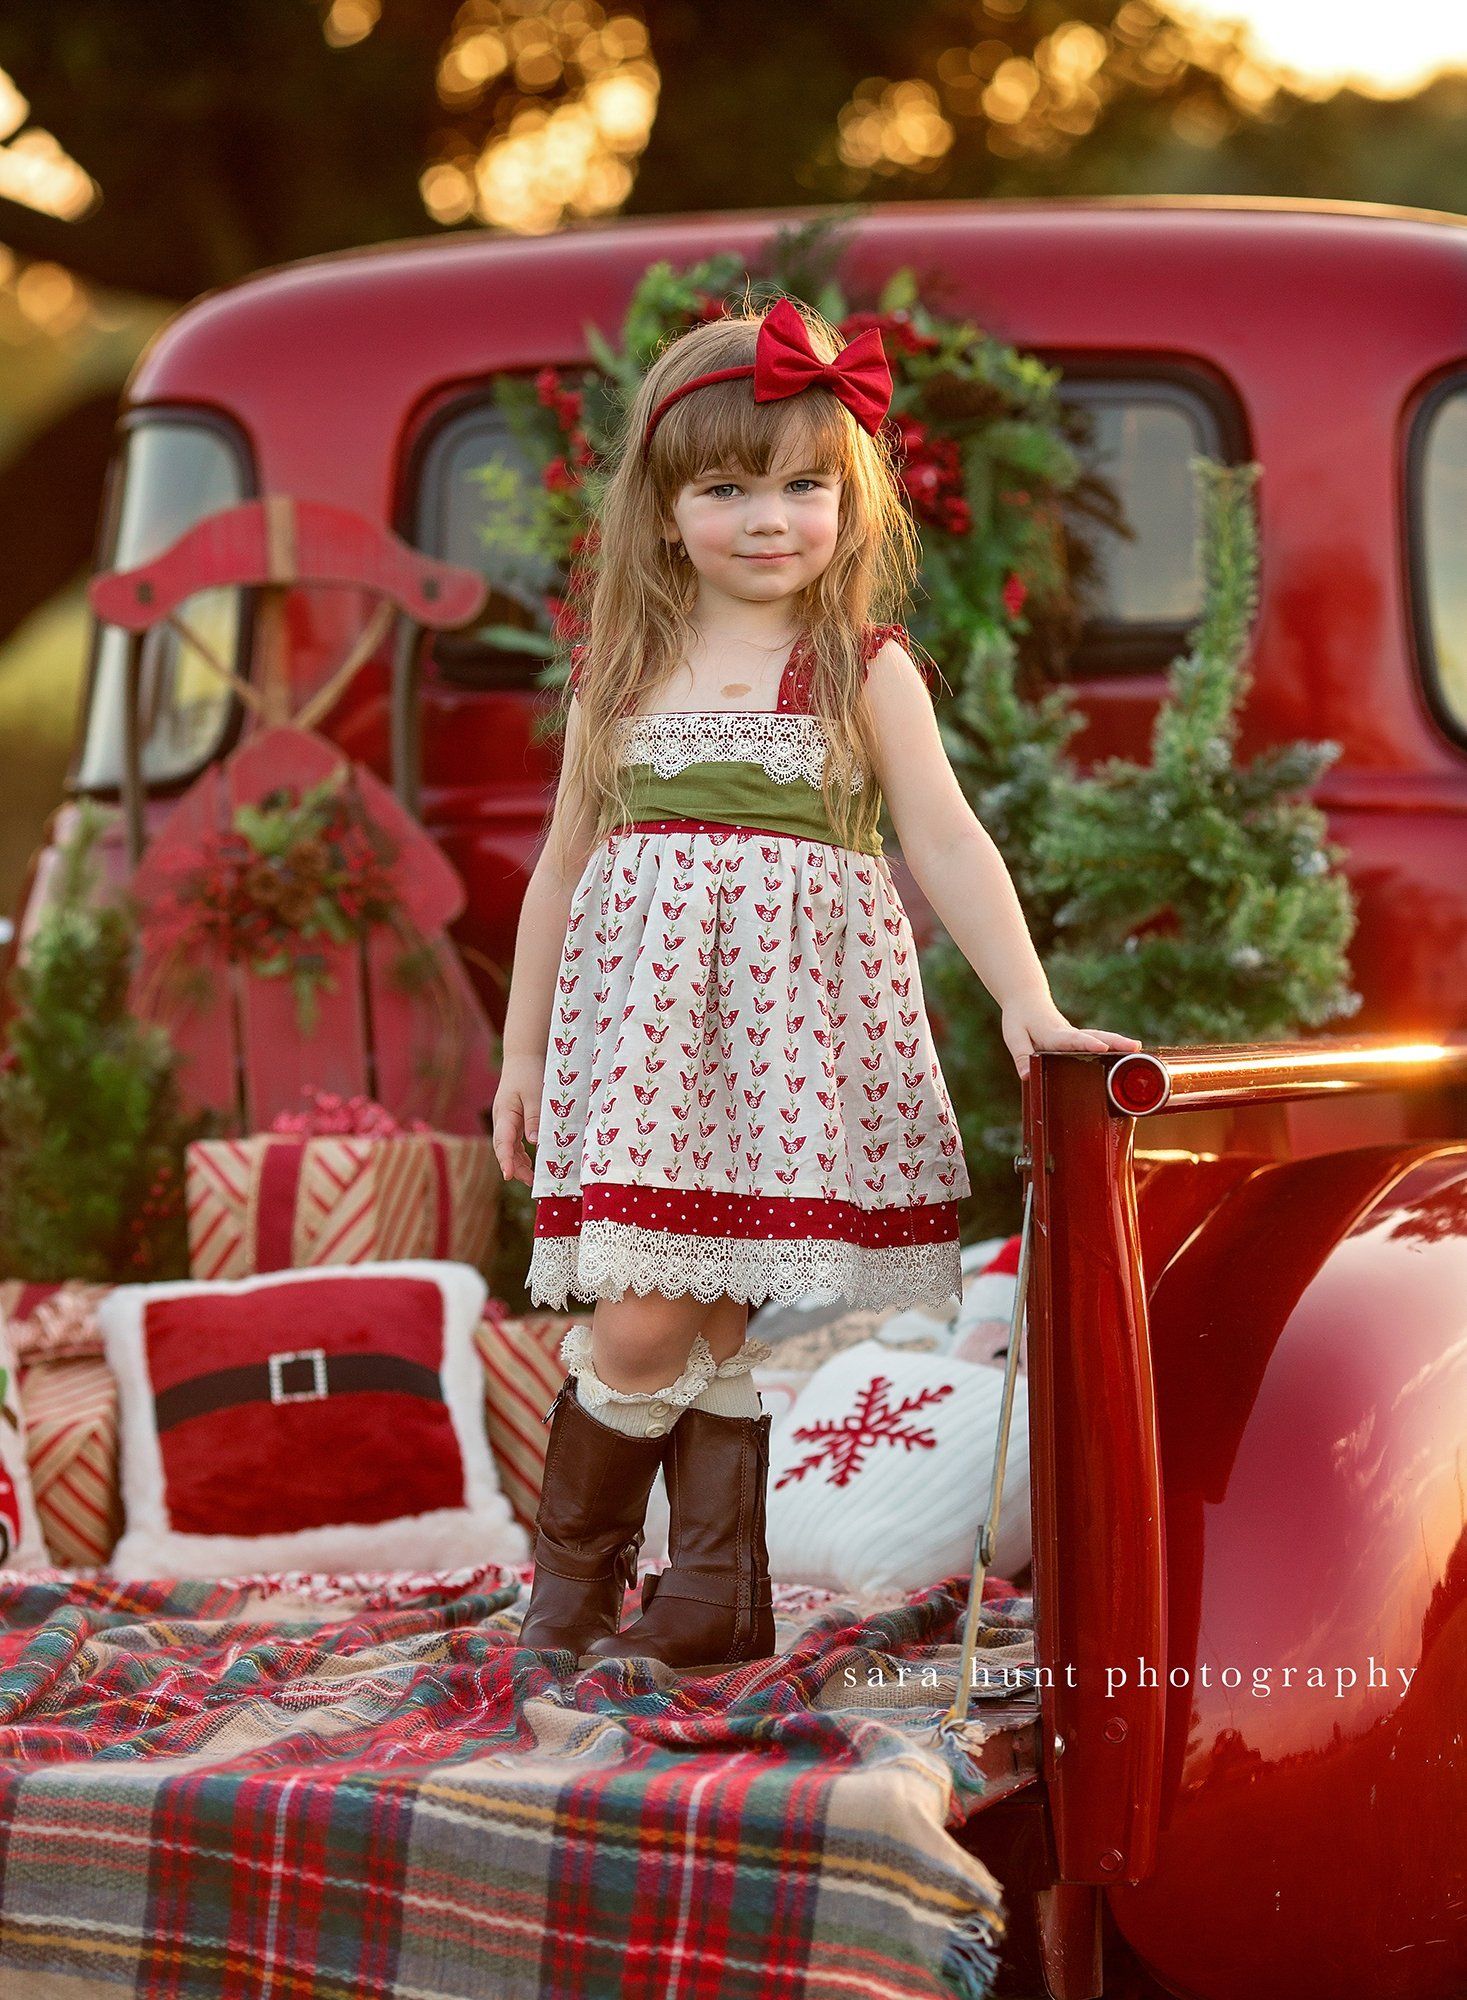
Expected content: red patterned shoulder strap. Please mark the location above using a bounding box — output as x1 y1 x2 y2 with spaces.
783 623 938 710
860 621 941 697
860 621 909 664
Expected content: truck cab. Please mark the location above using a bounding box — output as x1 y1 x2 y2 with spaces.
18 196 1467 1045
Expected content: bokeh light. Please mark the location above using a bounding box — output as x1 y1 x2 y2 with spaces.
1173 2 1467 97
423 0 659 233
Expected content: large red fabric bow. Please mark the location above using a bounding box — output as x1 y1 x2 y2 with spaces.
641 297 895 457
751 296 894 436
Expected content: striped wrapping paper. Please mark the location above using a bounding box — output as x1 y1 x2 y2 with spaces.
13 1357 122 1568
186 1131 496 1279
472 1303 574 1529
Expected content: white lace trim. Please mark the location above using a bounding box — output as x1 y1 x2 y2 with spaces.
620 710 864 791
711 1335 774 1376
529 1222 962 1316
557 1323 718 1409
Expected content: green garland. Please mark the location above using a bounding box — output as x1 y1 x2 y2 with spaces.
467 211 1099 695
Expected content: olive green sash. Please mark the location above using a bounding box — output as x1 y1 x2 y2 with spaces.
612 758 883 856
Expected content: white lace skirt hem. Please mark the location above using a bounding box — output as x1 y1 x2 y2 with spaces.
528 1221 963 1317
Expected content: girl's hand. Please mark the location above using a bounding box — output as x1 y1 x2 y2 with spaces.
492 1056 545 1188
1002 999 1143 1082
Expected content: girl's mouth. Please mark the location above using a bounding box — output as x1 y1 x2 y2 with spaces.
739 553 796 562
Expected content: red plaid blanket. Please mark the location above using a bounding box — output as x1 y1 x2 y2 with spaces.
0 1562 1035 1999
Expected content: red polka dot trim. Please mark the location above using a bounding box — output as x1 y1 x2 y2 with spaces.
534 1183 961 1249
612 816 865 851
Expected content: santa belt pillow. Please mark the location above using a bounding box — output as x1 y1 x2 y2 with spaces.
98 1261 528 1579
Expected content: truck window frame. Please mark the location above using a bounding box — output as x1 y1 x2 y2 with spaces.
1046 356 1252 679
400 385 563 692
68 405 258 800
406 360 1250 689
1404 364 1467 757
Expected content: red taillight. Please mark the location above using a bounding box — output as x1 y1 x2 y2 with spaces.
1106 1052 1170 1116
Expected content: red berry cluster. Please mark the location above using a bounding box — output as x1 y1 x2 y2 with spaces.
837 308 940 358
124 1159 182 1271
887 413 972 536
168 791 402 966
536 367 596 495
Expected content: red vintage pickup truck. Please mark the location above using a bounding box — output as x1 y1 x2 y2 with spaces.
6 199 1467 2000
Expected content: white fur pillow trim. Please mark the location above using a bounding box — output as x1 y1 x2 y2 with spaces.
98 1260 528 1579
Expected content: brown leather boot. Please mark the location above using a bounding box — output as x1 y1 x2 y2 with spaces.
577 1406 777 1674
516 1376 667 1659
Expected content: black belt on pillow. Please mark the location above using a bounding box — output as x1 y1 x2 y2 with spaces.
152 1348 445 1432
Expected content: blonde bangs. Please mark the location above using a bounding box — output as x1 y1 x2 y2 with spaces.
650 381 857 497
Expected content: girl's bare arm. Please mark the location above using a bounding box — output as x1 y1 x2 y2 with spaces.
494 696 601 1181
863 638 1142 1077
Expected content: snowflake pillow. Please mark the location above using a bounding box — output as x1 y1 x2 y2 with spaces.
764 1339 1030 1594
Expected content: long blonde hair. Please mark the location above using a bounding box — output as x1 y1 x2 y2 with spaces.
547 296 924 876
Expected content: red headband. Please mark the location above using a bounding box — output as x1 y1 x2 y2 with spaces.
641 296 894 462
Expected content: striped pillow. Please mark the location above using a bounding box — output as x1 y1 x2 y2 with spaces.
473 1305 576 1530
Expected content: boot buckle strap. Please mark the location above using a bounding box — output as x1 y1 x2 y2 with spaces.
642 1566 754 1611
531 1536 620 1583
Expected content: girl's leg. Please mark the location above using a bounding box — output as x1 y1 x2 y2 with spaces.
562 1291 767 1436
690 1293 751 1368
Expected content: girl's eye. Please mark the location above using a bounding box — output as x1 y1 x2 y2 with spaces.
703 477 822 497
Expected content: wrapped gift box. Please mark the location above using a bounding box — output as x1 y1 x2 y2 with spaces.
186 1133 495 1280
16 1356 123 1568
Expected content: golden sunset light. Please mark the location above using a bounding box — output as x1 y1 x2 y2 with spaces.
1173 0 1467 95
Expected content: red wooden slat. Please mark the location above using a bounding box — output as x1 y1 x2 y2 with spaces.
364 928 495 1137
236 944 370 1130
226 729 371 1126
350 758 463 933
87 498 487 632
129 765 241 1124
123 719 497 1135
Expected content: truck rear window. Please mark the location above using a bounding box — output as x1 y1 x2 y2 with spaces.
1415 380 1467 740
415 370 1238 683
411 402 560 687
73 416 250 793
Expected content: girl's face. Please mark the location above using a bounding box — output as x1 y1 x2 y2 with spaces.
664 444 842 608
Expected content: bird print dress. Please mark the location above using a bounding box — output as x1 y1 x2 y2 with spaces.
527 621 971 1316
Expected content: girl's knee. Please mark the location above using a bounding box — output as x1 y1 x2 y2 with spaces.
590 1292 706 1384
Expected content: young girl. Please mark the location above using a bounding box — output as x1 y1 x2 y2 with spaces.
494 294 1141 1678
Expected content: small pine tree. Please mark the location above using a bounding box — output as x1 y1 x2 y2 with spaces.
0 802 203 1281
924 458 1361 1235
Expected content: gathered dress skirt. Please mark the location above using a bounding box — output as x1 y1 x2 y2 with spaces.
527 816 970 1316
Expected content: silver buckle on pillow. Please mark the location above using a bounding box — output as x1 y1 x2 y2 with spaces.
268 1347 329 1404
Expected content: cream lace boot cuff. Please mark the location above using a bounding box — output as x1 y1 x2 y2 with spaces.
711 1335 774 1376
558 1324 718 1411
687 1334 774 1418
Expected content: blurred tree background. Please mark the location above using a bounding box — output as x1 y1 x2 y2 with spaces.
0 0 1465 914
